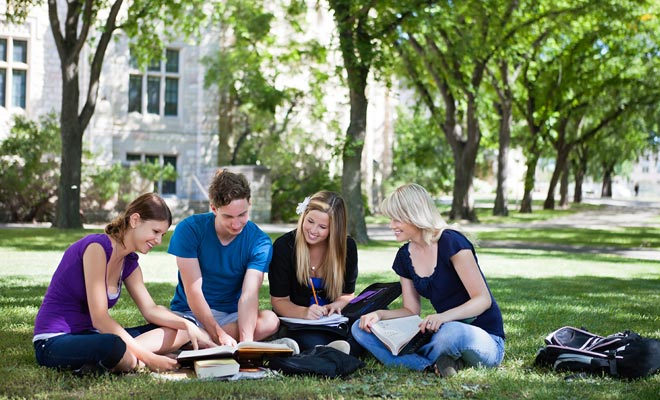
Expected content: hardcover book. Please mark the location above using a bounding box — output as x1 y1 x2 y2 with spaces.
194 358 240 379
177 341 293 367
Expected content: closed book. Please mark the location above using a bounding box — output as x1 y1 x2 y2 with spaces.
194 358 240 379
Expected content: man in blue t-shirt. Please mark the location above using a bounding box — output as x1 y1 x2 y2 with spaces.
168 169 279 346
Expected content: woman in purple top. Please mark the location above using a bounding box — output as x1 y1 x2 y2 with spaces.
33 193 213 374
352 184 505 377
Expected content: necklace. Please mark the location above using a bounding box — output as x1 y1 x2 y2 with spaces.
311 265 317 271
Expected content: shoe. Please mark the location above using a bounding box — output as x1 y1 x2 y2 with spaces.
434 355 464 378
268 337 300 355
323 340 351 355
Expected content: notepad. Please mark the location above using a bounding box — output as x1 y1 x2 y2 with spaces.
279 314 348 326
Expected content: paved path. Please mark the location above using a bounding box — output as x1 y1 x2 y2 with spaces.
3 197 658 276
260 198 660 270
459 198 660 262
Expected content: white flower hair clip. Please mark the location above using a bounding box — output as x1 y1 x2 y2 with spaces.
296 196 311 215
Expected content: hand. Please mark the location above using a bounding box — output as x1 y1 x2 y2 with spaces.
324 303 342 316
305 304 328 320
358 311 380 333
144 353 179 372
185 322 216 350
421 315 444 333
211 325 237 347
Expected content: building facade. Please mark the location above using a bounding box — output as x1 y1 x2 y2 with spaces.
1 2 402 222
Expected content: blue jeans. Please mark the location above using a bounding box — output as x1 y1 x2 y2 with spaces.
33 324 157 373
351 320 505 371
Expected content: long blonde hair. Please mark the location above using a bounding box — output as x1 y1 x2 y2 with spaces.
381 183 446 245
294 191 347 301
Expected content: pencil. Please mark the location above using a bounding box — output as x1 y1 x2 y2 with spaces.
310 278 319 305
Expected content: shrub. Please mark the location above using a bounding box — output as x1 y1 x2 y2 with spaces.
0 113 60 222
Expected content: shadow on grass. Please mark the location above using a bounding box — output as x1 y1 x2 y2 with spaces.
475 226 660 249
0 227 173 253
2 274 659 399
479 247 660 264
486 276 660 360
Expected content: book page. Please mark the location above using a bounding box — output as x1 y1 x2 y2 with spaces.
236 341 294 354
177 345 236 362
371 315 423 355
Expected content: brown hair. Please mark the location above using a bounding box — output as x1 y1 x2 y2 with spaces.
105 193 172 246
208 169 251 208
295 191 348 301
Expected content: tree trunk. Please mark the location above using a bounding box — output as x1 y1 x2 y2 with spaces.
217 89 233 166
572 147 588 204
450 154 476 221
543 145 570 210
492 59 515 217
53 5 84 228
49 0 121 228
449 95 480 221
493 98 511 217
559 161 569 208
520 154 539 213
573 164 584 203
329 0 371 244
341 79 369 244
601 163 614 198
56 106 84 228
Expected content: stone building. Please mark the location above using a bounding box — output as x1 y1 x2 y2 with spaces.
1 2 398 222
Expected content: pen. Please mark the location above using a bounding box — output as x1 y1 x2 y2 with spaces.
310 278 319 305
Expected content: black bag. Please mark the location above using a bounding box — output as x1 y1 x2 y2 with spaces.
342 281 402 324
266 346 364 378
534 326 660 379
279 319 349 338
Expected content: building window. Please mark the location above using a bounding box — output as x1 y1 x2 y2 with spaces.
128 49 180 116
0 37 28 109
126 153 177 195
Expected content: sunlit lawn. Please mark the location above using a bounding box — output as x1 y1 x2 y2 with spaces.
1 215 659 399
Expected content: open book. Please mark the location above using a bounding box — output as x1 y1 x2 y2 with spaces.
371 315 433 356
177 341 293 367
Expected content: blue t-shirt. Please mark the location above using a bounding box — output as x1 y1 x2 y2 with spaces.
168 213 273 313
392 229 505 339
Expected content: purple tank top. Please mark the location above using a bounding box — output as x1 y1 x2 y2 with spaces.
33 234 139 335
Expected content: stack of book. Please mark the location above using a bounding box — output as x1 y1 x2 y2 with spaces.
177 341 294 379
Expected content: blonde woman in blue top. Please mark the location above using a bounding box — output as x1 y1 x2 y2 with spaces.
351 183 505 377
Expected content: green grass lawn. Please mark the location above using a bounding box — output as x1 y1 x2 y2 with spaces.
1 222 659 399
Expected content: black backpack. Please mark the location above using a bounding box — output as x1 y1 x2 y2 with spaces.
342 281 402 325
266 346 365 378
534 326 660 379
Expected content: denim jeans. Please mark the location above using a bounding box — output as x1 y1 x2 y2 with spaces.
351 320 505 371
33 324 157 372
